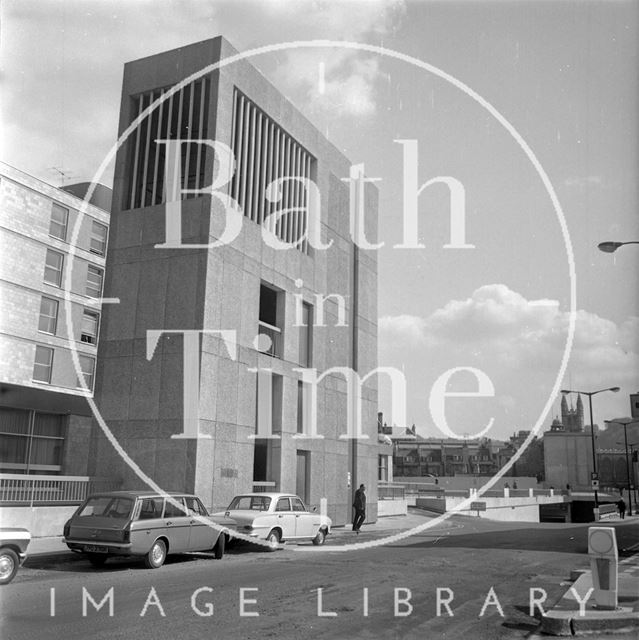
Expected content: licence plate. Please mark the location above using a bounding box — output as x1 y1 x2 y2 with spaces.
83 545 108 553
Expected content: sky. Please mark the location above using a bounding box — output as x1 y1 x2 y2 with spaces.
2 0 638 440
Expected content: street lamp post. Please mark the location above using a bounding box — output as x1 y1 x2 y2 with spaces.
598 241 639 253
630 443 639 509
560 387 620 513
607 418 639 516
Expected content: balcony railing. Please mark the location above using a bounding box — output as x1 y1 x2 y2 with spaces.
378 482 406 500
0 474 121 505
257 321 282 358
252 481 277 493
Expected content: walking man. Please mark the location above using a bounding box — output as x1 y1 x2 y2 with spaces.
352 484 366 533
617 497 626 519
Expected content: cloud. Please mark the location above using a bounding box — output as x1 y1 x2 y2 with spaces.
563 175 603 189
379 284 638 437
265 1 406 118
379 313 426 344
2 0 406 184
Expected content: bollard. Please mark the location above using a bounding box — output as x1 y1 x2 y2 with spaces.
588 527 618 610
529 488 534 498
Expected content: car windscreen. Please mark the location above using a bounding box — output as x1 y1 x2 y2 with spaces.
227 496 272 511
78 496 134 519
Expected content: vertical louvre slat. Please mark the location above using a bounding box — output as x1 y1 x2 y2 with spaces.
293 145 303 246
164 91 175 203
254 111 263 224
303 154 311 254
173 87 184 202
265 120 274 230
271 126 282 235
194 79 207 193
182 83 196 194
139 92 153 208
284 137 293 243
258 113 268 225
248 104 258 221
150 89 165 206
129 95 144 209
240 96 250 216
291 142 299 246
232 93 243 204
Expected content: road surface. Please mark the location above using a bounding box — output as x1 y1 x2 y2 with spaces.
2 515 637 640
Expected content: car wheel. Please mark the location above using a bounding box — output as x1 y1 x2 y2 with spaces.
0 548 19 585
144 539 167 569
213 533 225 560
87 553 108 567
312 529 326 546
265 529 280 551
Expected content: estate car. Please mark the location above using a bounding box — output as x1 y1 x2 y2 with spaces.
214 493 331 548
63 491 235 569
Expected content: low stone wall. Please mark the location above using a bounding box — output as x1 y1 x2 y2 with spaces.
0 505 77 537
377 499 408 517
415 497 446 514
445 495 544 522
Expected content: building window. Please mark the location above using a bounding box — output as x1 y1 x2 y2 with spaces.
89 221 108 255
230 90 316 254
33 346 54 383
0 407 65 474
257 283 283 358
81 310 99 345
49 203 68 240
86 265 103 298
44 249 64 287
296 380 312 436
297 380 304 434
253 371 282 483
298 301 313 367
78 354 95 390
38 297 59 335
126 77 210 210
255 371 283 435
379 455 389 482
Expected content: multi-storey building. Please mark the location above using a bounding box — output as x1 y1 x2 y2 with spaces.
0 163 111 476
384 423 514 478
88 37 379 524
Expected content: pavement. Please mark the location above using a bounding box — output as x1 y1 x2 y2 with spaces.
25 510 437 556
537 550 639 636
25 510 639 636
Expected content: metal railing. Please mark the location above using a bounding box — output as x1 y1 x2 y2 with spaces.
0 474 120 505
597 503 618 520
257 321 282 358
252 481 277 493
378 483 406 500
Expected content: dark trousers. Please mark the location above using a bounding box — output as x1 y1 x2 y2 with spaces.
353 509 366 531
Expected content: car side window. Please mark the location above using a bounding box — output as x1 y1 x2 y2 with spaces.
275 497 290 512
291 497 306 512
163 497 187 518
138 498 163 520
185 497 207 516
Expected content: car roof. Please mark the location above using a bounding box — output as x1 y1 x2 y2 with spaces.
85 491 198 499
231 493 300 500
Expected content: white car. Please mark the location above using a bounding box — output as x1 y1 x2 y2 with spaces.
215 493 331 547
